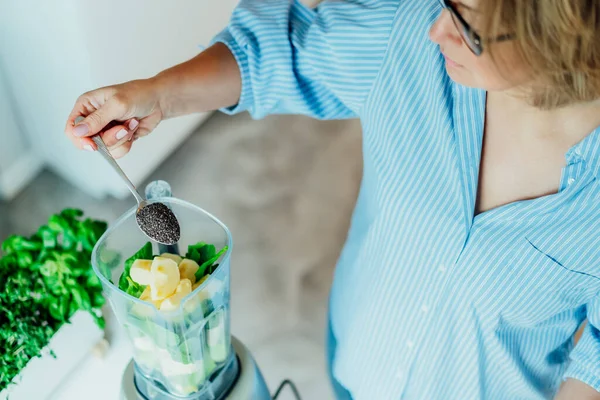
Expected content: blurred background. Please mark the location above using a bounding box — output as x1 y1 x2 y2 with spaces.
0 0 362 399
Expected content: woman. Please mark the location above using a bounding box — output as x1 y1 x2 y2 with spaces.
65 0 600 398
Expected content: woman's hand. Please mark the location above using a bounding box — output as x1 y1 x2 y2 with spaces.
65 43 242 159
65 78 164 158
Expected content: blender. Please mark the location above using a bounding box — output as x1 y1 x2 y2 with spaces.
91 180 282 400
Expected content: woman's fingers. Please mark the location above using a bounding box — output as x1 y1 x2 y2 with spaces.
65 88 115 136
109 139 133 159
65 96 100 134
65 88 124 150
102 118 139 149
65 81 163 156
76 118 139 151
132 111 161 141
70 98 126 139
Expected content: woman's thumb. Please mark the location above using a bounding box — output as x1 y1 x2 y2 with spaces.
73 98 125 137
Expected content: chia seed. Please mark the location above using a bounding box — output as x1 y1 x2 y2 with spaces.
136 202 181 245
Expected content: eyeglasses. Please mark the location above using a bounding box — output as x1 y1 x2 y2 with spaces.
441 0 514 56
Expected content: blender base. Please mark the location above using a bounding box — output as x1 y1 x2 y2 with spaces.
120 336 271 400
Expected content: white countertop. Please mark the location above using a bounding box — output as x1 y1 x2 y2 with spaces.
50 310 132 400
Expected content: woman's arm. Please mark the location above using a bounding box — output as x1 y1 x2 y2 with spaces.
64 43 240 156
558 295 600 399
555 378 600 400
153 42 242 119
65 0 400 157
214 0 400 120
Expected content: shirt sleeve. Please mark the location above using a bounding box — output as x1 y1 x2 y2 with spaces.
210 0 400 120
563 293 600 392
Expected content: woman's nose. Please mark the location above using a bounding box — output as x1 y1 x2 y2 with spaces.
429 9 462 47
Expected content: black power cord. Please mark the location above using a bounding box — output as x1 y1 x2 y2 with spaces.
272 379 303 400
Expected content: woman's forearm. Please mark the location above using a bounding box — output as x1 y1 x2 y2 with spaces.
153 42 241 119
555 378 600 400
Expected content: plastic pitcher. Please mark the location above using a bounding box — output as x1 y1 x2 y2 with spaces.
91 190 237 399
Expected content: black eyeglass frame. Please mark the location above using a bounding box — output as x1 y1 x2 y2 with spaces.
442 0 514 56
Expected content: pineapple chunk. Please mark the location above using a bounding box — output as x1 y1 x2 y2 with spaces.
131 287 162 317
140 286 163 309
130 259 153 285
160 253 183 265
178 259 199 284
160 279 193 312
178 278 192 294
150 257 180 301
140 286 151 300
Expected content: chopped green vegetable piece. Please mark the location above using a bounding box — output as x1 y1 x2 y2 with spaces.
125 277 147 298
118 242 152 295
0 209 107 391
195 246 228 281
185 242 215 264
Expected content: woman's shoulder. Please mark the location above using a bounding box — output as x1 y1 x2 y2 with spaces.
361 0 451 106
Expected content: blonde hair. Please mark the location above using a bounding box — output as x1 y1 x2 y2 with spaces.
480 0 600 109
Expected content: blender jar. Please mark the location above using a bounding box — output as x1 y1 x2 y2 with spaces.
92 198 236 398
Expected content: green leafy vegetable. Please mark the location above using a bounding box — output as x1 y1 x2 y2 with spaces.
118 242 152 296
125 277 146 298
185 242 214 265
186 243 228 281
0 208 107 391
198 247 228 277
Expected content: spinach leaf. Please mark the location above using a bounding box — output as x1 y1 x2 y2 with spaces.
194 245 228 281
118 242 152 295
185 242 215 265
125 277 147 298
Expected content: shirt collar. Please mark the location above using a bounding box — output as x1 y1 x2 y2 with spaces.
565 125 600 178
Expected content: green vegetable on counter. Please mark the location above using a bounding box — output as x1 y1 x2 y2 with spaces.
0 209 107 391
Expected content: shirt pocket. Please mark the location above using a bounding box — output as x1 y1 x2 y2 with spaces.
495 234 600 326
525 232 600 285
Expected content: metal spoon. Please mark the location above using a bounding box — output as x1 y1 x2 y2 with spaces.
91 135 181 245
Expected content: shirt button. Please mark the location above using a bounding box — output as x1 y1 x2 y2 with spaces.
438 265 447 273
407 340 415 349
568 178 576 185
421 304 430 313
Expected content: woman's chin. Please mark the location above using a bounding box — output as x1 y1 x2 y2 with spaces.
445 66 477 88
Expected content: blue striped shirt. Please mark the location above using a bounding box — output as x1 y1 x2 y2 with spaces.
211 1 600 398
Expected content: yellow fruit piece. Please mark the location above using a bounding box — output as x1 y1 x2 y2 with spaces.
178 259 199 284
160 253 183 265
178 278 192 295
150 257 180 301
131 287 162 317
130 259 153 285
140 287 162 308
140 286 151 300
160 279 193 312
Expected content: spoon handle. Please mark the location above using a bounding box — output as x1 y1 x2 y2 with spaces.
92 136 145 205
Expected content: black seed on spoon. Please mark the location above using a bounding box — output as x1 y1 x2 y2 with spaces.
136 202 181 245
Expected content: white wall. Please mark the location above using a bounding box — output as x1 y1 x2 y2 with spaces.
0 59 44 200
0 0 237 199
0 65 25 172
